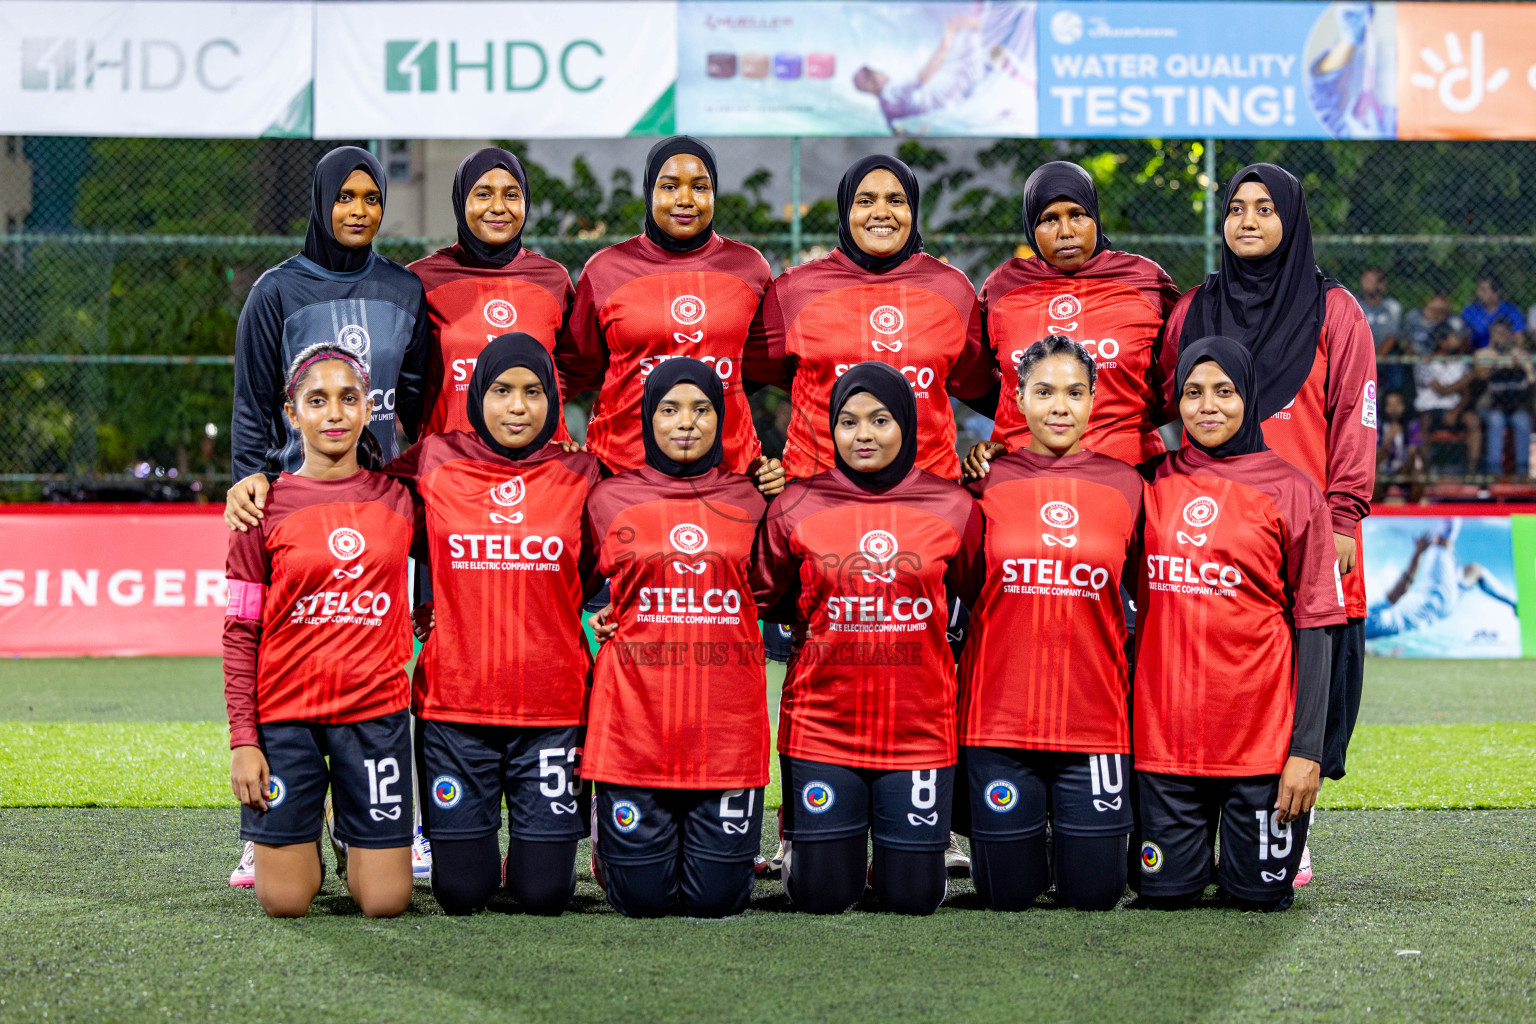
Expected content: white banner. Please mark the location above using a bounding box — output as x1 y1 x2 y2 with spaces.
0 1 314 137
313 2 677 139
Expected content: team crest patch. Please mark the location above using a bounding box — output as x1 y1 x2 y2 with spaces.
337 324 371 364
483 299 517 329
327 527 366 561
612 799 642 833
1182 496 1219 529
859 529 898 564
264 775 287 809
869 305 904 335
671 295 706 326
1140 841 1164 874
801 781 835 814
490 477 525 507
669 523 708 555
1047 293 1082 324
431 775 463 810
984 779 1019 813
1039 500 1079 530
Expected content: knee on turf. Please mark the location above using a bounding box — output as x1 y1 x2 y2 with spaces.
256 885 318 919
873 847 946 916
1228 890 1295 913
430 836 501 916
681 859 754 918
505 839 578 917
785 837 866 915
1053 834 1128 912
604 860 677 918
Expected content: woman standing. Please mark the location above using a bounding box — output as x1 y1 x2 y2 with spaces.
956 336 1141 911
561 136 776 479
385 334 603 916
224 343 415 918
1134 336 1343 912
409 148 576 440
1163 163 1376 884
973 161 1180 465
582 358 770 918
753 363 981 915
745 155 994 481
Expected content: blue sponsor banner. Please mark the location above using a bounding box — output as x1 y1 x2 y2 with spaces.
1038 1 1397 139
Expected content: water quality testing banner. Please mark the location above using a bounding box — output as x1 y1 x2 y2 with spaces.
0 506 229 657
312 2 678 139
676 1 1038 136
0 1 314 137
1361 515 1529 659
1037 1 1397 138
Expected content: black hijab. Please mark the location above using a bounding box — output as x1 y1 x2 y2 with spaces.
836 154 925 274
1175 335 1268 458
1022 160 1110 257
452 147 529 267
643 135 719 254
642 357 725 477
830 362 917 491
303 146 386 275
1178 163 1335 420
465 333 560 461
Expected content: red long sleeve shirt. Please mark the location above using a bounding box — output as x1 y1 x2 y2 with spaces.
1134 447 1346 777
582 466 770 789
981 250 1180 465
1164 286 1377 616
385 432 602 727
744 249 994 481
956 450 1143 754
559 233 770 474
409 245 575 440
752 467 982 770
223 471 414 749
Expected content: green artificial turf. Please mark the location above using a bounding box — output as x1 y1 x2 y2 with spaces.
0 808 1532 1023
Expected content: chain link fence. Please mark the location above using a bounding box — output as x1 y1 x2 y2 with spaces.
3 135 1534 501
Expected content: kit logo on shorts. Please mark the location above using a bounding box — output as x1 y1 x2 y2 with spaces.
671 295 706 326
1140 840 1164 874
669 523 709 555
612 799 642 833
1047 293 1082 330
483 299 517 330
328 527 366 561
801 780 836 814
984 779 1019 813
337 324 372 365
431 775 463 810
869 305 904 336
265 774 287 809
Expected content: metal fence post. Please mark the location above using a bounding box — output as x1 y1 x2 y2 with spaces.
1203 136 1218 277
790 136 802 265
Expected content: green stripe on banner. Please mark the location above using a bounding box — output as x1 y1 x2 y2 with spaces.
627 82 676 136
1511 515 1536 658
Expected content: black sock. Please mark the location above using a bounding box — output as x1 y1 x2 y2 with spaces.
504 838 577 916
1052 833 1128 911
872 845 946 916
971 835 1049 911
430 835 500 915
784 836 866 914
681 856 755 918
602 859 678 918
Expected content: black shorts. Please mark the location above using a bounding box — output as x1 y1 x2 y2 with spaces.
415 720 586 843
962 747 1133 841
1137 771 1310 903
241 709 413 850
780 755 954 853
594 784 765 866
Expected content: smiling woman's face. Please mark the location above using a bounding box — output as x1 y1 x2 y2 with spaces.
1179 360 1244 449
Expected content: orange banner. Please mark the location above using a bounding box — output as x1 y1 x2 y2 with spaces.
0 506 229 657
1397 3 1536 139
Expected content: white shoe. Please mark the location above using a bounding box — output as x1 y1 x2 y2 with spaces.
324 794 348 877
944 833 971 876
412 825 432 880
765 837 791 880
228 841 255 888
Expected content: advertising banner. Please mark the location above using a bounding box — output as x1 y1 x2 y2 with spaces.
677 1 1038 136
1510 515 1536 658
1361 516 1522 658
313 2 678 139
0 507 229 657
1037 1 1396 138
1395 3 1536 139
0 1 313 137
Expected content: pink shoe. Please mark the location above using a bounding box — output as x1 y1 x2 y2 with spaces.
1293 845 1313 888
228 841 255 888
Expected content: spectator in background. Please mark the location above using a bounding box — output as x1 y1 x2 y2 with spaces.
1476 318 1534 479
1402 293 1463 356
1414 324 1481 475
1461 272 1525 350
1358 268 1405 393
1375 390 1422 501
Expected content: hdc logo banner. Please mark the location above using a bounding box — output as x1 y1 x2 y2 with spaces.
313 2 678 139
0 0 313 137
1395 3 1536 139
1037 1 1397 139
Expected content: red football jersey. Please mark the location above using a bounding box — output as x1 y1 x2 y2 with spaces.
956 450 1142 754
409 245 575 440
752 467 981 770
1134 447 1346 777
386 432 602 727
981 250 1180 465
559 233 770 474
1164 287 1376 616
582 466 769 789
744 248 994 481
223 471 413 747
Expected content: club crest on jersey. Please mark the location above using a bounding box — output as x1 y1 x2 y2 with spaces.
869 305 904 336
670 523 709 556
1179 496 1218 546
1047 293 1082 331
265 774 287 808
612 799 642 833
336 324 372 365
327 527 366 561
859 529 898 563
1140 840 1164 874
482 299 517 330
984 779 1019 813
801 781 835 814
490 477 526 507
1039 500 1081 547
671 294 706 326
431 774 463 809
